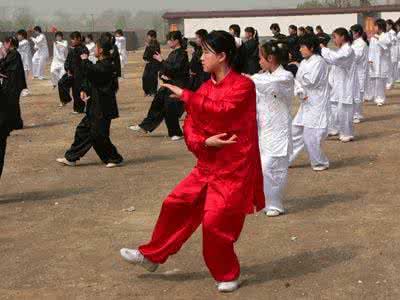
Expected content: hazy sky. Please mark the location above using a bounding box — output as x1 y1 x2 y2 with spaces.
1 0 301 14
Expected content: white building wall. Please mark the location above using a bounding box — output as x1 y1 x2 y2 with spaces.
184 14 358 38
381 12 400 20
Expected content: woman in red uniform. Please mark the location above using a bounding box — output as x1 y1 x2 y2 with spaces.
120 30 264 293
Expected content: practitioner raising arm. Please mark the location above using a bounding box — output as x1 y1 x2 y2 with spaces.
120 30 264 293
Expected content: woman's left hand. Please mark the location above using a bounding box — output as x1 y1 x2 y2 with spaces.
153 52 162 62
161 83 183 98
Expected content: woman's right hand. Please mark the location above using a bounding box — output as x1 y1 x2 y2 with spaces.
205 133 237 148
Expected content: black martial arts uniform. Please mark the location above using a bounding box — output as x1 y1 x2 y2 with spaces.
64 57 123 164
242 39 260 75
58 43 89 113
0 49 26 130
287 33 302 62
142 40 161 96
272 33 288 44
138 47 189 137
188 41 210 91
0 49 26 177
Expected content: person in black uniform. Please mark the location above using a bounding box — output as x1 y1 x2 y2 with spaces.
0 36 27 177
242 27 260 75
189 29 210 91
129 31 189 141
101 32 122 79
56 36 123 168
270 23 287 43
58 31 88 113
287 24 302 62
142 30 161 96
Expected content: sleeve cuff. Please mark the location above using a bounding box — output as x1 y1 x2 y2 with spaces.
181 89 193 103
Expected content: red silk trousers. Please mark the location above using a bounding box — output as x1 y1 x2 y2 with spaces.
138 168 246 282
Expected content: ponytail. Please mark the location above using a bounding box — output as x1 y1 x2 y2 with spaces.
333 27 353 44
167 31 188 50
260 40 289 65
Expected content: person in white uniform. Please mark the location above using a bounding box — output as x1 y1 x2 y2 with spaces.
350 24 369 124
290 35 330 172
250 41 294 217
50 31 68 88
321 27 358 142
31 26 49 80
386 19 398 90
396 20 400 82
368 19 392 106
16 29 32 97
115 30 128 78
85 34 97 64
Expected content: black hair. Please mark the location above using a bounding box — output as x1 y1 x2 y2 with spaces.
316 25 323 31
195 29 208 41
4 36 19 48
101 32 116 46
333 27 353 44
167 31 188 50
86 34 94 41
299 26 306 33
245 27 259 42
147 30 157 39
96 36 113 57
202 30 240 71
270 23 281 32
289 25 297 32
55 31 64 38
299 35 321 55
375 19 387 33
16 29 28 39
115 29 124 36
260 40 289 65
33 26 42 33
229 24 241 37
70 31 82 40
305 26 314 34
350 24 369 45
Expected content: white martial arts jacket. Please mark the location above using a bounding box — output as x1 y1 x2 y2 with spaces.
352 37 369 97
234 36 243 48
368 33 391 79
388 29 398 63
31 33 49 58
321 43 358 105
17 39 32 71
85 42 97 64
252 65 294 157
115 36 128 66
293 54 330 129
51 40 68 68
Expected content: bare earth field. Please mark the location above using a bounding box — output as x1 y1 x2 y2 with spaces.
1 50 400 300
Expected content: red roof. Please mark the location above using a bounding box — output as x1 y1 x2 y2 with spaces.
163 5 400 19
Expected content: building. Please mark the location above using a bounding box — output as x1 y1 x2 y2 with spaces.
163 5 400 38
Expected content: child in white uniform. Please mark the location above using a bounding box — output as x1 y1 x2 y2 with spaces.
50 31 68 88
85 34 97 64
321 27 358 142
251 42 294 217
31 26 49 80
16 29 32 97
115 30 128 78
290 35 330 171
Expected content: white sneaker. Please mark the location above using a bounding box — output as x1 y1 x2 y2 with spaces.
312 165 329 172
38 77 46 80
328 130 339 137
353 118 361 124
264 209 282 217
376 102 384 107
339 136 354 143
386 84 392 90
56 158 76 167
128 125 148 133
120 248 159 272
171 136 183 141
21 89 30 97
217 280 240 293
106 161 123 168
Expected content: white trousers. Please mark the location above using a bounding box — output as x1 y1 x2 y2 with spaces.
354 92 364 119
50 64 66 87
289 126 329 168
261 155 289 213
369 77 386 104
387 63 398 88
329 102 354 138
32 53 48 78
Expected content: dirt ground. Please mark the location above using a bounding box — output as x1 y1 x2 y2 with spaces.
1 50 400 300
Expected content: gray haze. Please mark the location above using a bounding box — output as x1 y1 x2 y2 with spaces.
2 0 301 14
